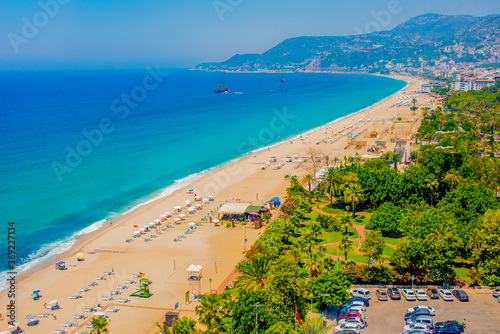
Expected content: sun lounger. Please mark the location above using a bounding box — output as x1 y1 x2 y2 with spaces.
117 285 127 290
73 314 85 319
87 281 97 287
79 287 90 293
132 274 140 278
27 319 39 326
83 307 95 313
76 331 89 334
125 239 133 242
86 323 94 328
53 330 66 334
96 276 105 280
144 238 152 242
118 298 130 303
70 294 81 299
62 322 73 327
107 307 119 312
39 313 49 318
101 296 113 301
110 290 121 295
125 279 135 284
103 271 112 276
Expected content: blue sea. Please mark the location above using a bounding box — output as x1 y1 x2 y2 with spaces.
0 69 405 289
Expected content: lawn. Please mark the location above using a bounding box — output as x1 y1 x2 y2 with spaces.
384 236 403 246
300 223 359 245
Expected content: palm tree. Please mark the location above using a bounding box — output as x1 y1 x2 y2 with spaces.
304 251 325 277
339 237 353 261
343 183 365 218
425 176 439 206
386 152 401 169
195 294 225 332
297 317 333 334
443 170 461 190
259 212 272 225
320 167 341 207
302 230 317 252
90 317 109 334
286 247 304 265
235 253 271 291
302 174 314 192
172 317 197 334
290 175 299 187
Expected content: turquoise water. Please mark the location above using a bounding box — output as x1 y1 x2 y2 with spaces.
0 69 405 286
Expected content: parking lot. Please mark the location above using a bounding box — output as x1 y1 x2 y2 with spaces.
361 288 500 334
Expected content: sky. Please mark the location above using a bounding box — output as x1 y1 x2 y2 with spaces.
1 0 500 70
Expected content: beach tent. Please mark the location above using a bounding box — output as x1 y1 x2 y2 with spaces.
219 203 251 215
270 197 281 207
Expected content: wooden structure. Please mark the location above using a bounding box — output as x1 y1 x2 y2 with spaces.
370 131 378 138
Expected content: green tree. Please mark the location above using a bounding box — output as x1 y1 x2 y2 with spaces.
235 253 272 291
320 167 342 207
304 251 326 278
157 322 172 334
385 151 401 169
362 230 385 264
90 317 109 334
474 210 500 285
172 317 197 334
366 202 402 236
302 174 314 192
308 270 352 307
195 293 230 332
297 317 333 334
343 183 365 218
339 237 353 261
425 175 439 206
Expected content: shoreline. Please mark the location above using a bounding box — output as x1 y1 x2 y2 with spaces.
1 73 409 292
0 74 426 334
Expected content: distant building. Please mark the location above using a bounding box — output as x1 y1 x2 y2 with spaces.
472 79 496 90
451 79 495 91
421 82 441 93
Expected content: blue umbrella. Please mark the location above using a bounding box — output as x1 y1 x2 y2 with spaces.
25 314 36 319
30 292 38 297
33 290 40 293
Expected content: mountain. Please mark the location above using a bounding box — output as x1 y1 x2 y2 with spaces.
194 14 500 72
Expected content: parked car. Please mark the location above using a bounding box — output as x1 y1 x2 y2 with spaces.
407 305 435 316
438 289 454 301
349 288 371 300
492 288 500 298
342 300 366 309
338 311 365 321
426 288 439 299
415 289 427 301
387 288 401 300
406 315 433 327
403 323 432 333
452 290 469 302
376 289 388 301
346 297 370 307
402 289 417 301
405 308 432 320
334 322 361 334
337 330 360 334
340 305 365 315
434 321 464 333
337 317 366 329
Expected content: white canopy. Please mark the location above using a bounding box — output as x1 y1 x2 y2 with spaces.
179 214 186 218
160 214 167 217
189 222 195 226
185 200 191 204
219 202 251 214
174 206 181 210
195 204 202 207
134 231 141 235
186 264 202 272
174 218 181 221
187 207 195 211
154 219 161 222
149 222 155 227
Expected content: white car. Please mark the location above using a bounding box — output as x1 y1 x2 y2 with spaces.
349 288 371 300
403 323 431 333
415 289 427 301
343 300 366 308
493 288 500 298
438 289 454 301
337 317 366 329
401 289 416 301
335 322 361 334
407 305 435 316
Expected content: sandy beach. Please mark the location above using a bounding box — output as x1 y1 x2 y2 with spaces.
0 74 429 333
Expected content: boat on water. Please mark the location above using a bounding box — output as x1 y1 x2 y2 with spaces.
211 82 229 93
280 75 286 83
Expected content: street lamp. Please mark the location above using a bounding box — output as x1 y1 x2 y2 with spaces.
310 294 330 314
337 238 341 270
254 302 261 334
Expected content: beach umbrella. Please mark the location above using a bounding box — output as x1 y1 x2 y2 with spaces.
76 252 84 260
154 219 161 223
188 207 195 211
30 292 38 297
174 206 181 211
195 204 202 207
189 222 195 226
143 225 149 229
149 222 155 227
213 219 219 223
25 315 36 319
179 214 186 218
174 218 181 221
185 200 191 205
165 212 172 216
1 331 12 334
160 214 167 218
134 231 141 235
93 311 105 317
48 300 58 305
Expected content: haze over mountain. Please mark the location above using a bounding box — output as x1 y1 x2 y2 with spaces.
195 14 500 72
